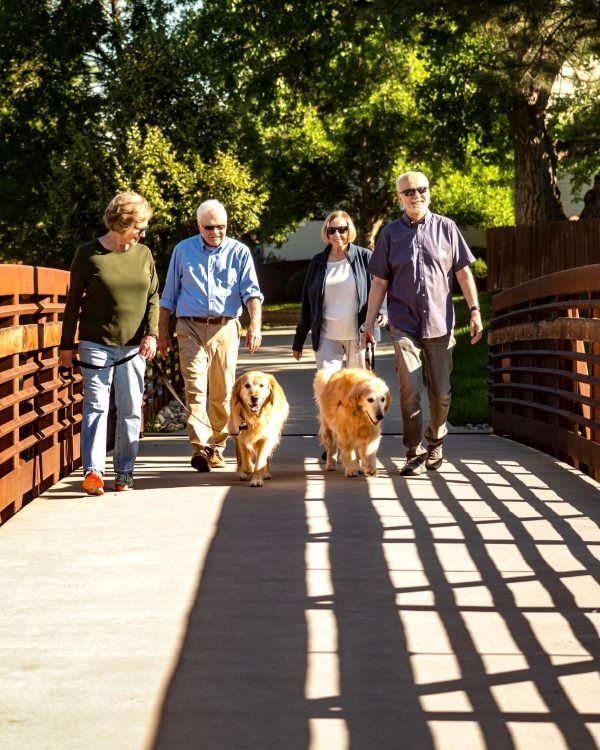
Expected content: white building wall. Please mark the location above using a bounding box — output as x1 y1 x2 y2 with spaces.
263 182 591 261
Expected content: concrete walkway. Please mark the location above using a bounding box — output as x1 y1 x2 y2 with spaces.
1 329 600 750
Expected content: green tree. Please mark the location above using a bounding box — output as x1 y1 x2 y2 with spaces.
112 124 268 275
191 0 514 246
389 1 600 224
0 0 106 263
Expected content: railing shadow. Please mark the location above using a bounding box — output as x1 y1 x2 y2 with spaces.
148 435 600 749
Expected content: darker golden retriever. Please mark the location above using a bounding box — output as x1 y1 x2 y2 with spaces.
228 370 289 487
314 367 391 477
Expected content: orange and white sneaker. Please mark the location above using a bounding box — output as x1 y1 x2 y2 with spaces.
82 470 104 496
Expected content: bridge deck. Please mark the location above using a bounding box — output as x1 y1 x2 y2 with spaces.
1 329 599 750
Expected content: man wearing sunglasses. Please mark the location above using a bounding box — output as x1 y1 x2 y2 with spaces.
158 199 263 472
363 170 483 476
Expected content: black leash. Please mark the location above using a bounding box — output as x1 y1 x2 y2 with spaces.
152 359 247 436
59 352 139 380
365 342 376 371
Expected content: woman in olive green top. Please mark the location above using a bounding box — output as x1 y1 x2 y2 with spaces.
59 192 159 496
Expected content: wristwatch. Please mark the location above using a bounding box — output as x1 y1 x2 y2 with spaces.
470 305 480 312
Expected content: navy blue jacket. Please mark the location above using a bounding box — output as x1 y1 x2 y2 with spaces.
292 243 385 353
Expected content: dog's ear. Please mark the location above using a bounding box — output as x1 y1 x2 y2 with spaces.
232 376 243 405
384 388 392 412
349 383 365 414
267 374 285 406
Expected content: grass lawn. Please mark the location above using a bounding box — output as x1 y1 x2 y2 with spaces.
448 291 491 426
263 292 491 426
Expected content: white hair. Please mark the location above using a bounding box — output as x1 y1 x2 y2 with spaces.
196 199 227 222
395 171 429 191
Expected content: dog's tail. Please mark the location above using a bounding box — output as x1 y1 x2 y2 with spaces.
313 369 330 406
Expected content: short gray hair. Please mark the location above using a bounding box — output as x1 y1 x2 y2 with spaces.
396 170 429 191
196 199 227 222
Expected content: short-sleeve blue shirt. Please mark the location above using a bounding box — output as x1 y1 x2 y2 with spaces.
367 211 475 337
160 235 264 318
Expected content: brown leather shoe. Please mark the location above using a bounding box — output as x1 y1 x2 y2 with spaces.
191 448 211 472
208 449 226 468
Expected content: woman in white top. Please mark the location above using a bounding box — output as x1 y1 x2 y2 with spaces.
292 210 387 374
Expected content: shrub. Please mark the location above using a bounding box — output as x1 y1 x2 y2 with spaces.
284 267 309 301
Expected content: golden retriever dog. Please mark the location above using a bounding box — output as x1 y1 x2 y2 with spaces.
228 370 290 487
314 368 391 477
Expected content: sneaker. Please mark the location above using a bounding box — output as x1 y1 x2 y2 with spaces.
426 444 443 470
114 472 134 491
191 447 211 473
82 470 104 496
208 449 226 469
399 453 427 476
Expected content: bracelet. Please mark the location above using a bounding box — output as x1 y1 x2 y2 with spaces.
145 333 158 340
470 305 480 312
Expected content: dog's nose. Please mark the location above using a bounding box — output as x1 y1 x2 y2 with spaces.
376 413 384 421
250 396 259 403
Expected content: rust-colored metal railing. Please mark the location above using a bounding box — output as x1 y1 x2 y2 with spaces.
0 264 182 522
489 264 600 481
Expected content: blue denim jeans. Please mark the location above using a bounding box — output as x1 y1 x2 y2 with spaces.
78 341 146 476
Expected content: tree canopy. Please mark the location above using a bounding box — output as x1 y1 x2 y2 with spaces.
0 0 598 270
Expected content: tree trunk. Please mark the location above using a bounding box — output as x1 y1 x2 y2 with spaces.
580 174 600 219
508 88 566 224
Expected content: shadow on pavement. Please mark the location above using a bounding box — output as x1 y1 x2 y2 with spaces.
149 433 600 749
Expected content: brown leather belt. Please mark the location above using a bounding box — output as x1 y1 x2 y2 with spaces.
185 315 234 324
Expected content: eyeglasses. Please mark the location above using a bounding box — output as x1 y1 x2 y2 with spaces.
399 186 429 197
327 225 349 236
202 224 227 231
133 225 149 234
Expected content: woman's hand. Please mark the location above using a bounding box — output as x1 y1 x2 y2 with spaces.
376 313 388 328
59 349 73 368
139 335 157 360
292 349 302 361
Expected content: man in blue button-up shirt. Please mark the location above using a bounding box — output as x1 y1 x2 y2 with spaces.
363 171 483 476
158 199 263 472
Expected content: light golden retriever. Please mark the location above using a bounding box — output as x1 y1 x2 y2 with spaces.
314 368 391 477
228 370 290 487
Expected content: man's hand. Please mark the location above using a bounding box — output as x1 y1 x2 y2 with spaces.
470 310 483 344
376 313 388 328
246 325 262 353
158 307 172 357
158 328 172 357
361 323 377 350
292 349 302 361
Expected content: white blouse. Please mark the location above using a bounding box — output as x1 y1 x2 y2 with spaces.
321 258 359 340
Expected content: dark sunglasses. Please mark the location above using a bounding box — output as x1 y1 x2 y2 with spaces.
327 225 349 236
202 224 227 231
399 186 429 197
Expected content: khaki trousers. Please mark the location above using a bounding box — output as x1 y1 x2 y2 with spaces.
390 327 456 455
176 317 241 451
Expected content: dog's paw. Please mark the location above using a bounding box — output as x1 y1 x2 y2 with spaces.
364 467 377 477
263 471 272 480
326 460 336 471
344 467 359 477
238 471 249 481
249 476 264 487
